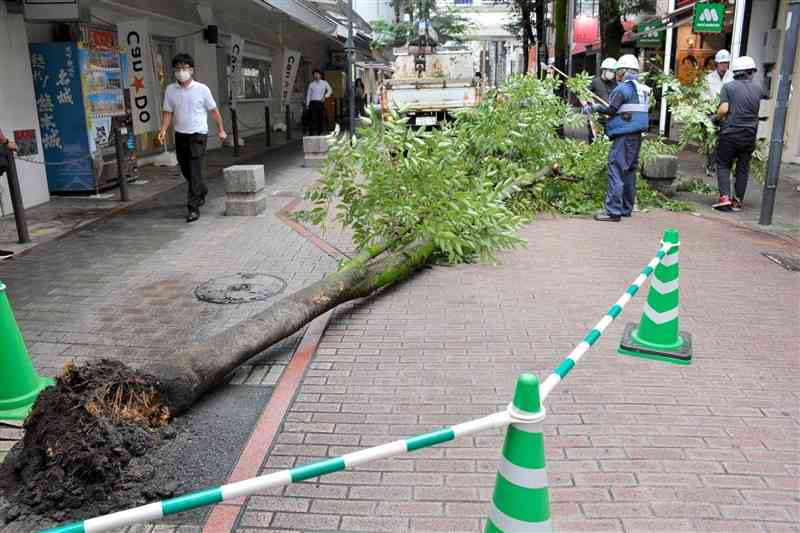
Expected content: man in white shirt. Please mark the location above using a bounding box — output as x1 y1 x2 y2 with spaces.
703 49 734 176
305 69 332 135
157 53 227 222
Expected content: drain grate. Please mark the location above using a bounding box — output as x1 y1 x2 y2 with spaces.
195 273 287 304
763 253 800 272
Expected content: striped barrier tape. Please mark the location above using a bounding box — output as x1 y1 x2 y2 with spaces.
41 240 675 533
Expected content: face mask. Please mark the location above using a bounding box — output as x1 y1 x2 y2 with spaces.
603 70 615 81
175 69 192 83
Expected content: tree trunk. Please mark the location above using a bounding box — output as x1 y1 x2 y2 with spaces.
600 0 624 60
521 5 532 75
535 0 547 78
148 242 435 414
148 164 557 415
554 0 568 76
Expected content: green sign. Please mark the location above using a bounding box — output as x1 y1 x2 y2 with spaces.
692 3 725 33
637 19 666 47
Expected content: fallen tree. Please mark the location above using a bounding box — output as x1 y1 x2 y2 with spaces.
2 74 686 524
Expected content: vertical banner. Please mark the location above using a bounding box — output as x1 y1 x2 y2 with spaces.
280 48 302 110
117 18 160 134
228 34 245 101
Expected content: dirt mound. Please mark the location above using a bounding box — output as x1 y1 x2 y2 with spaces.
0 360 178 524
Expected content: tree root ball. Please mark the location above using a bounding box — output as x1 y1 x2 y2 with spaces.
0 360 177 524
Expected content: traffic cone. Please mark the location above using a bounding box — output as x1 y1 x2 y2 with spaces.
618 228 693 365
486 373 552 532
0 281 53 420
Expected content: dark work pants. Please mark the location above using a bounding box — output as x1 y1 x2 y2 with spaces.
716 129 756 200
175 132 208 211
309 101 325 135
605 133 642 217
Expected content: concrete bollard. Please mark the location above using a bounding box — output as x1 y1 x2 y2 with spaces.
303 135 332 168
641 155 679 197
223 164 267 216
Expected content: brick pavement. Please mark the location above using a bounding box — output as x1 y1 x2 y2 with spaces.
233 211 799 532
0 142 337 380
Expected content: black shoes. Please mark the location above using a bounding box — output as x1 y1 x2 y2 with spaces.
593 210 621 222
186 210 199 223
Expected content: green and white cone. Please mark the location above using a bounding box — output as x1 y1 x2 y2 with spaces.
0 281 53 420
485 373 551 532
619 228 692 365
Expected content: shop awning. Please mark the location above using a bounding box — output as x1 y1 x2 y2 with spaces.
257 0 337 35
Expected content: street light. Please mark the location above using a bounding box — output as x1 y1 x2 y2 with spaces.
346 0 356 136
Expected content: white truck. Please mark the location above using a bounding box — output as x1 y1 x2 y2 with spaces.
381 48 481 127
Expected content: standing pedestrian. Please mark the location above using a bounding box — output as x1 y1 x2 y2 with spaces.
712 56 762 212
703 49 734 175
306 69 332 136
0 128 18 257
157 53 226 223
355 78 366 115
588 54 651 222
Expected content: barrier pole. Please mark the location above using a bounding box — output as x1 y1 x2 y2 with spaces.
40 238 675 533
538 238 674 401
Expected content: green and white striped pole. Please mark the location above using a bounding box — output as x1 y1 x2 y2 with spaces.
486 373 551 532
619 228 692 365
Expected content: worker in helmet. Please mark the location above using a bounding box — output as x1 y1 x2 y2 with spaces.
590 58 619 104
705 49 734 100
704 49 734 175
586 58 618 140
713 56 763 212
586 54 651 221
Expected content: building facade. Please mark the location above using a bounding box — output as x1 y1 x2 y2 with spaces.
0 0 373 212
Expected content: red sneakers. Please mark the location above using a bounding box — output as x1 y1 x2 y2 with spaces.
712 195 733 210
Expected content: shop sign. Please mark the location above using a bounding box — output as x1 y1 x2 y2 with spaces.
280 49 302 107
228 34 245 100
13 130 38 156
117 19 160 134
637 19 665 47
693 3 725 33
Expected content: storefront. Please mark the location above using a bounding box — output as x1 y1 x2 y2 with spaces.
3 0 372 200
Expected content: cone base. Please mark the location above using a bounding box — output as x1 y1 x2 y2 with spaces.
0 376 54 420
618 323 692 365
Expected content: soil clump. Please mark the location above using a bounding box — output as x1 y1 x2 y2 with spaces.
0 360 177 525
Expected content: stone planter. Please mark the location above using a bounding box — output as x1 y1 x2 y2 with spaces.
303 135 332 168
224 164 267 216
641 155 679 197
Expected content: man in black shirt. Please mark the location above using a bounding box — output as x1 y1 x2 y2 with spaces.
713 56 763 211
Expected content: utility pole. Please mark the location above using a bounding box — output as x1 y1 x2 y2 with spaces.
346 0 356 136
759 0 799 225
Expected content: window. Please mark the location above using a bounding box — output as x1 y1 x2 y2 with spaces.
575 0 598 17
241 57 273 100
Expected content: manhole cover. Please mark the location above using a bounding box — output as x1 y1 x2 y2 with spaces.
195 273 287 304
763 253 800 272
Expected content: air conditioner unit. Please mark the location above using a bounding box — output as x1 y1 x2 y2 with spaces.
762 29 782 65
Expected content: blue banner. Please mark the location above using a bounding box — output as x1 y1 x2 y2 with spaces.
30 43 94 192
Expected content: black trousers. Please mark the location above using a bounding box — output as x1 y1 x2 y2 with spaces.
309 101 325 135
175 132 208 211
716 128 756 200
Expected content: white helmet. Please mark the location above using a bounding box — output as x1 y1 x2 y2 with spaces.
732 55 757 72
714 49 731 64
616 54 640 71
600 57 618 71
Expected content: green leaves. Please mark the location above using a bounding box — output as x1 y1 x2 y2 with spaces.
296 74 695 269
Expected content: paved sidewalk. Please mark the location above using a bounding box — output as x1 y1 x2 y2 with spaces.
674 150 800 242
234 212 799 533
0 130 301 256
